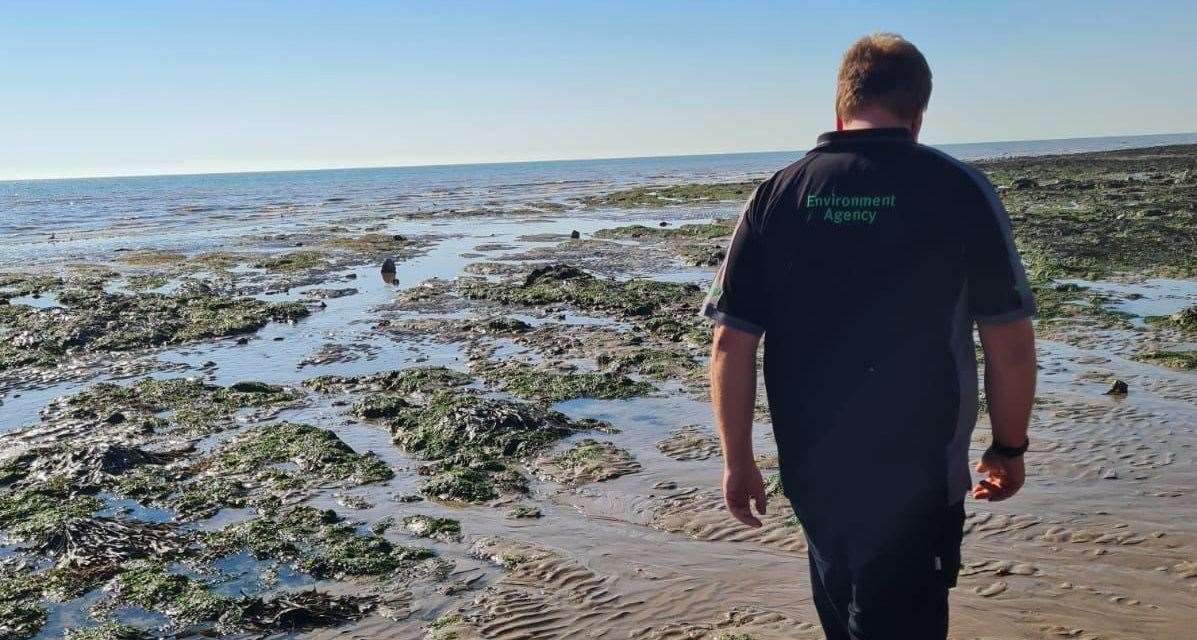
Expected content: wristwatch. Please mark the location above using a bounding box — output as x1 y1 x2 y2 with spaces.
988 437 1029 458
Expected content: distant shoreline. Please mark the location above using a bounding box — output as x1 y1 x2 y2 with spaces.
3 131 1195 184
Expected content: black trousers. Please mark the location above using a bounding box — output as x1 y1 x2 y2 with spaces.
805 502 965 640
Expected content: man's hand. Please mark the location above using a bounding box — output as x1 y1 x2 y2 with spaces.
971 450 1025 501
723 462 767 527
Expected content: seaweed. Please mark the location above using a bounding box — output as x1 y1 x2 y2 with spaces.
384 392 584 461
473 360 654 402
0 572 47 640
583 181 760 208
106 560 231 624
0 286 311 370
1136 350 1197 370
0 484 104 545
255 251 329 272
534 439 640 485
204 506 434 579
402 514 463 541
460 264 708 345
593 220 735 240
209 422 393 486
63 623 151 640
306 366 472 395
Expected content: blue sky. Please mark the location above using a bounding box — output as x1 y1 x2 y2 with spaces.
2 1 1194 179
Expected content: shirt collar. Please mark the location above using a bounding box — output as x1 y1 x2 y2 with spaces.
815 127 914 147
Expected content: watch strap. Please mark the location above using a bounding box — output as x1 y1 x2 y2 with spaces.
988 437 1029 458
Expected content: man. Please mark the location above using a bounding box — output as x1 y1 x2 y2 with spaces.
702 33 1037 639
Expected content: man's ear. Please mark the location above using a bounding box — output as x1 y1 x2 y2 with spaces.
835 115 844 131
910 111 924 140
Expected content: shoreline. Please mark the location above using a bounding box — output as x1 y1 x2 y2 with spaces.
3 132 1194 185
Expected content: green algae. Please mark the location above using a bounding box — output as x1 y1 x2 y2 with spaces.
107 560 231 624
506 504 542 519
1136 350 1197 369
385 392 583 461
593 220 735 241
0 272 62 297
348 384 606 502
370 515 396 535
537 439 640 485
204 506 434 579
210 422 393 486
764 473 784 497
0 287 311 371
402 514 463 541
352 394 411 420
1028 282 1135 328
0 573 47 640
421 467 497 502
978 146 1197 280
228 380 285 394
170 478 249 520
0 484 103 544
117 249 187 267
255 250 330 272
583 181 760 208
306 366 472 395
61 377 300 435
427 613 464 639
461 264 708 345
1149 305 1197 334
63 623 151 640
124 274 168 290
595 347 701 380
420 464 521 503
474 360 655 402
603 221 736 265
323 233 410 253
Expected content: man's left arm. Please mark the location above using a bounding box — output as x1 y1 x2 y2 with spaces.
973 317 1035 501
962 170 1038 501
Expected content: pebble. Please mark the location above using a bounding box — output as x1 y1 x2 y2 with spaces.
975 581 1008 597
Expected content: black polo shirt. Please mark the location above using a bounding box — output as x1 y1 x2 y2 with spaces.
701 127 1034 557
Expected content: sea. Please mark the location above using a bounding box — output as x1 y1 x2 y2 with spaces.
2 131 1195 266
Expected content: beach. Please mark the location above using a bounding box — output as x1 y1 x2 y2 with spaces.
1 136 1195 639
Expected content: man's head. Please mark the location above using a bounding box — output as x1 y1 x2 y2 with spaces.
835 33 932 136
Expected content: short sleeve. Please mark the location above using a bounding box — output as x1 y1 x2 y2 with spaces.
962 172 1036 325
700 186 771 335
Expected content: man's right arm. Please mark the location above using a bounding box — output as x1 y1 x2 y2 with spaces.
710 324 767 527
701 182 773 526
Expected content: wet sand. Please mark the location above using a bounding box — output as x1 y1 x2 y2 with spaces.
1 145 1195 639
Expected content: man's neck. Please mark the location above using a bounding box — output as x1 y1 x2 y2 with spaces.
840 118 909 131
836 108 919 140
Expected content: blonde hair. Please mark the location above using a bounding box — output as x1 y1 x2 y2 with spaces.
836 33 932 121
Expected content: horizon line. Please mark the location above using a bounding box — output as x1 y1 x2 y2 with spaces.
4 130 1195 184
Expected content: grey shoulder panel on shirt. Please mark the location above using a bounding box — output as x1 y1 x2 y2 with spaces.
700 302 765 336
